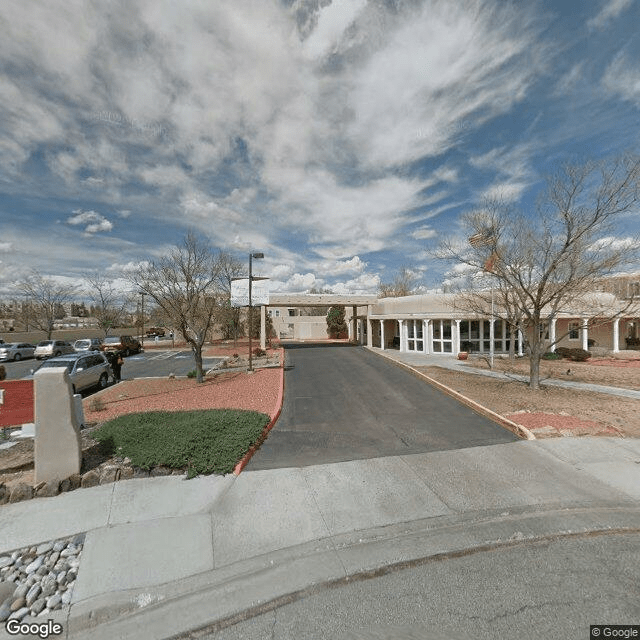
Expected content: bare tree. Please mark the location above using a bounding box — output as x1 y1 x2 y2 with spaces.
17 270 78 338
378 266 419 298
128 232 222 383
437 156 640 389
84 273 130 337
214 251 245 342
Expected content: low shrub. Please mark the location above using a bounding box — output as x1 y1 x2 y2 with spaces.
252 347 266 357
542 352 561 360
186 369 197 378
556 347 591 361
91 409 270 476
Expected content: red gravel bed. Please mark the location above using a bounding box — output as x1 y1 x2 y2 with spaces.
84 368 282 424
505 412 623 436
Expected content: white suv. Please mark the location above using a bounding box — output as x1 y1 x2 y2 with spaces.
36 353 111 393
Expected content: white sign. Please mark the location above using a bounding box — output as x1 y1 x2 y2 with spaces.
231 278 270 307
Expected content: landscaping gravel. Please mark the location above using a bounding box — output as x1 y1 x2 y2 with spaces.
0 534 84 622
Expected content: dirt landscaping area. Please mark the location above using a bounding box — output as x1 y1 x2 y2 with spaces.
0 347 283 494
417 352 640 439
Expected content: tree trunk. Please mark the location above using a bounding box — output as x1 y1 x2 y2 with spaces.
529 324 541 390
192 342 204 383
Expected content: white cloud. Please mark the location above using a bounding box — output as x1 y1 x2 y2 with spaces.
321 256 367 275
587 0 634 30
602 52 640 106
411 226 437 240
330 272 380 294
588 236 640 251
0 242 13 252
302 0 367 60
67 210 114 234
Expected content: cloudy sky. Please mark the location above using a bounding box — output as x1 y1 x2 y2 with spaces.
1 0 639 298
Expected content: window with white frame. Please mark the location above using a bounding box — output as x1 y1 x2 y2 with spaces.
431 319 452 353
406 320 423 351
568 321 580 340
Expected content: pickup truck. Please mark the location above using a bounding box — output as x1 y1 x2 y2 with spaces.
146 327 166 337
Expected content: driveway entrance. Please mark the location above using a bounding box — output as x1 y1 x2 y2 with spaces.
246 344 518 470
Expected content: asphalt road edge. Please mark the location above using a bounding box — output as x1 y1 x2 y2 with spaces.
364 347 535 441
59 503 640 640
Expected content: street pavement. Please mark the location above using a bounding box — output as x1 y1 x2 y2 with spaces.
1 348 639 639
245 344 518 470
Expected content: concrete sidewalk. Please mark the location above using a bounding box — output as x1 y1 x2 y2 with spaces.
1 437 639 639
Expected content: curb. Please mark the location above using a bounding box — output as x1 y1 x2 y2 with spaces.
60 503 640 640
233 348 285 475
365 347 535 441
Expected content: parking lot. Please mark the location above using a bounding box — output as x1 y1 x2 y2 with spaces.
1 350 224 395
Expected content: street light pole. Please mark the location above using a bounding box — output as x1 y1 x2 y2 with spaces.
140 292 146 350
248 252 264 372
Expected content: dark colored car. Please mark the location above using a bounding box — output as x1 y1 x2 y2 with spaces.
102 335 142 357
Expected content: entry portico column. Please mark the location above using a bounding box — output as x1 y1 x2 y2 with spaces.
518 327 524 356
367 316 373 347
581 318 589 351
613 317 620 353
423 319 429 354
454 319 461 355
398 319 406 352
352 305 357 343
260 305 266 349
549 318 556 352
380 320 386 351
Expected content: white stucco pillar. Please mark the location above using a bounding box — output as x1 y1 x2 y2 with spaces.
454 319 461 354
367 316 373 347
518 327 524 356
581 318 588 351
613 317 620 353
398 319 406 352
260 305 266 349
422 320 429 354
549 318 556 352
380 320 386 351
352 305 357 343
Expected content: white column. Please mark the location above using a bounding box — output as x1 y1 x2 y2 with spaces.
380 320 386 350
581 318 588 351
613 318 620 353
398 319 406 352
260 305 266 349
352 306 357 343
454 319 461 354
422 320 429 354
549 318 556 352
367 317 373 347
518 327 524 356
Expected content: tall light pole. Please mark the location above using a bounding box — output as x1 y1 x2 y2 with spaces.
140 292 146 349
248 252 264 372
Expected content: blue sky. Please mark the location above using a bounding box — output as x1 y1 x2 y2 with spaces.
1 0 639 298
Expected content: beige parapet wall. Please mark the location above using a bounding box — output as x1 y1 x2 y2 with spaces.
34 367 82 484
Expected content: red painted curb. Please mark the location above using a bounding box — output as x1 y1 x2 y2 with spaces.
233 348 285 475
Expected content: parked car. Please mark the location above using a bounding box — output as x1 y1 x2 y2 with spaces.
35 352 111 393
74 338 103 352
101 335 142 357
146 327 166 337
0 343 36 361
34 340 76 360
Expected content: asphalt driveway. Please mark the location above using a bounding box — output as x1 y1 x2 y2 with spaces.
246 343 518 470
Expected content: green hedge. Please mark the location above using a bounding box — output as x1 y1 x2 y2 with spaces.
92 409 270 477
